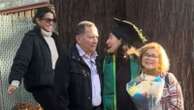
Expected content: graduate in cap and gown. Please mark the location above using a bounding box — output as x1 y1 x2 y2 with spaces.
103 18 147 110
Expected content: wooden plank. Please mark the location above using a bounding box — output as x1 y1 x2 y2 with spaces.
0 2 50 15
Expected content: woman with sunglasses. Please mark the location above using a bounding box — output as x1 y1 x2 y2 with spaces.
7 7 60 110
126 42 184 110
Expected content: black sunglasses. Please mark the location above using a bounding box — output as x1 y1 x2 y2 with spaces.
41 18 56 23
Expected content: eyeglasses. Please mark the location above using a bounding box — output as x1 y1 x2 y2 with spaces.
41 18 56 23
143 53 159 59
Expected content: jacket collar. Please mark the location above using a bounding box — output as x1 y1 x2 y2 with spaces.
70 45 101 68
70 45 85 63
70 45 102 77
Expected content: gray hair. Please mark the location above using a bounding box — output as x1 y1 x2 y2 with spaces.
75 20 97 35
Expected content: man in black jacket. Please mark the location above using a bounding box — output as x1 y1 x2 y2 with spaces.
7 7 60 110
55 21 102 110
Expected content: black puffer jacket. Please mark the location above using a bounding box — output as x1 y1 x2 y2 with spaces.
8 26 60 92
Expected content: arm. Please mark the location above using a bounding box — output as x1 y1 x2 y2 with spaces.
165 73 184 110
54 52 70 110
7 34 33 95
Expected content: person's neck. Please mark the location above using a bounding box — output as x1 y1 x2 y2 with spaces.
143 69 160 76
41 29 52 37
77 44 94 57
84 50 93 57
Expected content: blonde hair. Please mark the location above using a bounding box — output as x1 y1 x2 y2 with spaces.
139 42 170 74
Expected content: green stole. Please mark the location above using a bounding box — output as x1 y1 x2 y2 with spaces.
103 55 140 110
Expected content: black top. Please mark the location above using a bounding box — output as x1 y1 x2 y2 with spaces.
116 56 137 110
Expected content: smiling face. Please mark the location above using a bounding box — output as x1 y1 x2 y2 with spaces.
106 33 122 54
36 12 55 32
141 48 160 73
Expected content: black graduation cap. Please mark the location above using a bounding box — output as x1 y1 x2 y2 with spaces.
112 18 147 45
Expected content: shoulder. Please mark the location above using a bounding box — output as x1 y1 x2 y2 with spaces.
25 26 41 38
165 72 179 85
58 46 73 64
20 28 39 44
129 56 139 66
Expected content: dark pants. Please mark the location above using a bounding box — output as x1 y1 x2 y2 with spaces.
32 87 58 110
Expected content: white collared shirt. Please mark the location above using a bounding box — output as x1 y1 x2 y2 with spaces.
76 44 102 106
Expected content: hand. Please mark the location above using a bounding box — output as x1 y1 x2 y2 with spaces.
126 46 139 56
7 85 17 95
